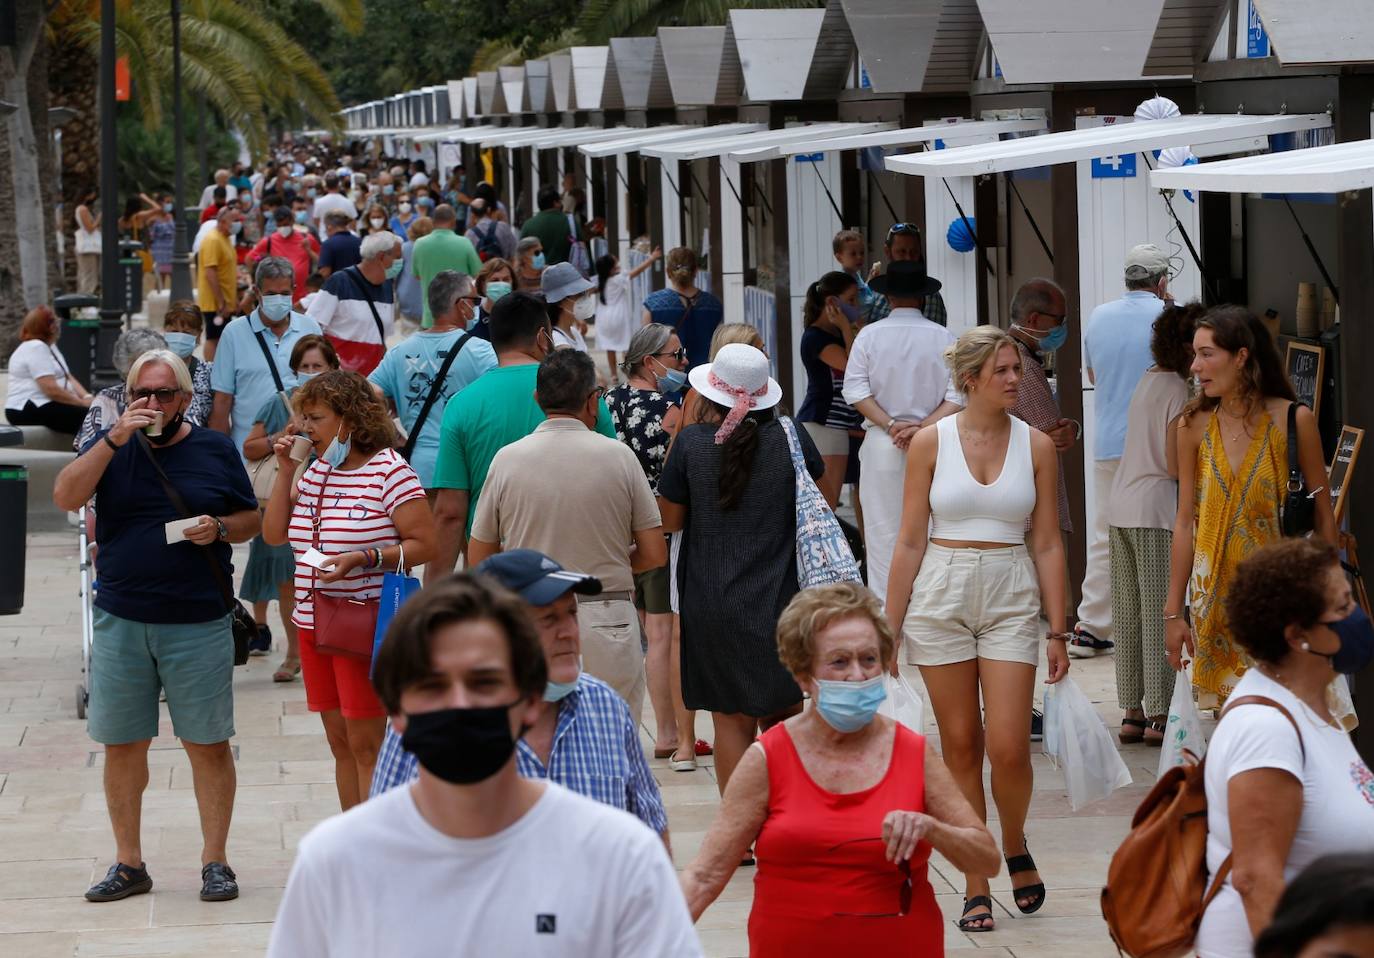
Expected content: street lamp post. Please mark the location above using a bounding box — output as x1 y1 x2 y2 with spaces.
168 0 192 300
97 0 122 385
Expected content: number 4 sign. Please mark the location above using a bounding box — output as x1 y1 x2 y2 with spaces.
1091 153 1137 178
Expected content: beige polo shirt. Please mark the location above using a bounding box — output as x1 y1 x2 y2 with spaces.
471 418 661 593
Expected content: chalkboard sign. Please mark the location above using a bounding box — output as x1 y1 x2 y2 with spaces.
1328 425 1363 523
1286 342 1325 420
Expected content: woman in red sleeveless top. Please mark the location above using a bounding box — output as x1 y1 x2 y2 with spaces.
680 582 999 956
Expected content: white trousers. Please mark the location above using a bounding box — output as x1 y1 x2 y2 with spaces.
858 427 906 609
1076 459 1118 639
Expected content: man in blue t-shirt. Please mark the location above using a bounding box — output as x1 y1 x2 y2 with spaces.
53 350 259 906
1075 243 1171 657
369 271 497 488
316 209 361 279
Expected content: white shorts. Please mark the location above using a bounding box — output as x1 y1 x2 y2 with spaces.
902 543 1041 667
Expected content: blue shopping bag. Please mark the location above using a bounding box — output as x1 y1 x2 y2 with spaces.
371 552 423 670
779 416 861 588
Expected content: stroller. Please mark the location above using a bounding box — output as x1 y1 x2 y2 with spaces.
76 505 96 719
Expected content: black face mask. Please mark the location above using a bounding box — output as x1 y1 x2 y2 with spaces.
1317 605 1374 676
400 703 522 785
146 410 185 446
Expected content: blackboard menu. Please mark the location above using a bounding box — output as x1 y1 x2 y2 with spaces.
1329 426 1363 523
1286 342 1324 419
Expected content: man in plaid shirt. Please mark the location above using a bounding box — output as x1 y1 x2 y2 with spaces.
862 223 948 327
370 550 669 846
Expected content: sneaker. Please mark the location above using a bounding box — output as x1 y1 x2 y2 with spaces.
248 624 272 656
1067 627 1114 659
1030 708 1044 743
85 862 153 902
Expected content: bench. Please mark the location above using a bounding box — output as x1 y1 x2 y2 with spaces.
14 425 75 453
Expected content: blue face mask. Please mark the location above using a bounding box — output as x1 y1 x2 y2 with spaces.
382 184 395 196
1016 322 1068 354
814 674 887 733
322 430 351 468
260 294 293 323
544 672 580 702
162 202 174 214
485 281 513 303
1323 606 1374 675
531 252 546 271
295 371 318 384
652 358 687 393
838 301 862 325
163 331 198 358
294 210 308 225
385 259 404 281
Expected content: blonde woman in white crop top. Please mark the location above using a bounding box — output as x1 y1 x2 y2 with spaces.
885 326 1068 933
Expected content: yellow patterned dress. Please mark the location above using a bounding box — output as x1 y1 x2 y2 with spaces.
1189 411 1284 708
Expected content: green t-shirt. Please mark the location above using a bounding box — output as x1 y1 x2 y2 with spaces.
519 210 574 266
431 363 617 532
411 228 483 327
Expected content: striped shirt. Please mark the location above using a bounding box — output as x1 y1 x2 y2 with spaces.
287 448 426 630
369 674 668 835
304 266 396 374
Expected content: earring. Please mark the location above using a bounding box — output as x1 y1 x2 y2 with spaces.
1300 640 1311 651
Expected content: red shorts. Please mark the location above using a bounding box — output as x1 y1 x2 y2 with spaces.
298 627 386 719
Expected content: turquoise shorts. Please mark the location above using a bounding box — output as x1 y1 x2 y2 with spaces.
89 607 236 745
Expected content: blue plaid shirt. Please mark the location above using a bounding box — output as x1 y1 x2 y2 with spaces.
859 271 947 328
369 674 668 835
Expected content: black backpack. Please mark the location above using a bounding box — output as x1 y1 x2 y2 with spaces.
472 222 502 262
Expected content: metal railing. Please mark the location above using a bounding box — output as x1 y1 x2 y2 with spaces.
742 285 779 377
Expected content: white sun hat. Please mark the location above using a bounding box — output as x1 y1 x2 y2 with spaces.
687 342 783 443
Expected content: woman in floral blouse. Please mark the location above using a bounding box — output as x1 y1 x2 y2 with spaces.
606 323 687 758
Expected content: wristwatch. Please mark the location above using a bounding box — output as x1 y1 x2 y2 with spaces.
213 517 228 542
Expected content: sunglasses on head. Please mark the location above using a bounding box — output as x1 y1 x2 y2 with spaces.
886 223 922 243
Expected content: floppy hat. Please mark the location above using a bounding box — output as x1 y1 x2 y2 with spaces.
868 259 943 298
473 549 602 606
1124 243 1170 279
687 342 783 444
541 262 595 303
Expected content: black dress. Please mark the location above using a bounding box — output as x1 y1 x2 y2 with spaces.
657 416 824 717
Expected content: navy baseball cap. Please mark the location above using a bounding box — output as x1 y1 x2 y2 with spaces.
473 550 602 606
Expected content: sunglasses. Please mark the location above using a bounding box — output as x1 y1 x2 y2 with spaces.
886 223 922 243
828 838 913 918
130 388 183 404
653 347 687 363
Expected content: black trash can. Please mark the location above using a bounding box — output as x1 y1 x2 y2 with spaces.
54 293 101 388
120 240 144 320
0 464 27 614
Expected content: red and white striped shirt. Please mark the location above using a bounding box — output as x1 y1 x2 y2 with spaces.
288 448 426 630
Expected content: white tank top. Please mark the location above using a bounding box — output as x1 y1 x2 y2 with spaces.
928 413 1037 544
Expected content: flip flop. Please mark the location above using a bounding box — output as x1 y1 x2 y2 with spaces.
273 660 301 683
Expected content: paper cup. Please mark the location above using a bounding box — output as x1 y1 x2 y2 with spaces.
289 435 313 462
144 411 164 438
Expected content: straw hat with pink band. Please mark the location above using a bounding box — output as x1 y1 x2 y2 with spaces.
687 342 783 444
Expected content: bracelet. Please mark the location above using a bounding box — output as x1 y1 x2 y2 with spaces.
1162 612 1183 621
102 434 120 452
885 417 897 433
1045 631 1072 642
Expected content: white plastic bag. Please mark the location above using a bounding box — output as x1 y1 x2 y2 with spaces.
1157 670 1208 779
878 674 925 734
1041 678 1133 811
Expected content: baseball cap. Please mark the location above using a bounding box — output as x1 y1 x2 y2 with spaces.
473 550 601 606
1124 243 1170 280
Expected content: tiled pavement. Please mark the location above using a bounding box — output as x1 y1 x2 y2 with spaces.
0 530 1168 956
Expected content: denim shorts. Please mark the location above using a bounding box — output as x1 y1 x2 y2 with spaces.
89 607 236 745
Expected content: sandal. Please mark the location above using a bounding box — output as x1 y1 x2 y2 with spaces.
740 848 756 867
273 659 301 683
1119 716 1147 744
694 738 713 757
85 861 153 902
1144 717 1167 748
669 749 697 772
200 861 239 902
957 895 995 932
1006 842 1046 915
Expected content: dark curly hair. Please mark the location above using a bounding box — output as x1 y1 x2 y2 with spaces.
291 369 397 455
1151 301 1203 375
1224 538 1340 665
1182 305 1295 423
1254 853 1374 958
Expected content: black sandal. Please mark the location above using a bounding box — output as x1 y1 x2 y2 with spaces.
85 862 153 902
1006 843 1046 914
200 861 239 902
1143 718 1167 748
957 895 995 932
1119 716 1147 744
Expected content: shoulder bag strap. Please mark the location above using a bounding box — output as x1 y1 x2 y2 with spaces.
344 266 387 346
401 332 473 461
134 432 236 613
1287 402 1304 490
1203 692 1309 908
251 327 288 395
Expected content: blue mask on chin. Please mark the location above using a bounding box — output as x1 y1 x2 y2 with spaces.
322 430 351 468
813 674 887 733
652 358 687 394
544 677 579 702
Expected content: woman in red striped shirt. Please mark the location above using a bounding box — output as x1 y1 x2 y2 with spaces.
263 370 435 810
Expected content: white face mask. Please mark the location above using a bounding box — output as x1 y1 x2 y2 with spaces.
573 294 597 321
276 225 293 238
398 202 412 215
369 218 385 230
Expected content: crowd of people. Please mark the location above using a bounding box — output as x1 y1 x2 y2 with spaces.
23 139 1373 956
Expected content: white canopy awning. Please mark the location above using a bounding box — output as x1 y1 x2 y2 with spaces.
485 126 630 150
642 122 887 162
409 125 469 143
885 113 1332 178
1150 138 1374 194
731 117 1048 163
441 124 509 144
578 124 763 158
345 127 425 139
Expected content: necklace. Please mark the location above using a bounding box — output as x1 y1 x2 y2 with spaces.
958 422 1006 447
1216 402 1254 444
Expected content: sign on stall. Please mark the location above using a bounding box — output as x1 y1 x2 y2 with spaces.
1329 426 1364 524
1092 154 1137 178
1286 341 1325 419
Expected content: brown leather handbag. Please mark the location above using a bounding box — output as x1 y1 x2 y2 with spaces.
1101 695 1305 958
309 465 379 661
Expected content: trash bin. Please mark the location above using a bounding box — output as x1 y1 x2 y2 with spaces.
120 240 144 319
54 293 101 387
0 464 27 614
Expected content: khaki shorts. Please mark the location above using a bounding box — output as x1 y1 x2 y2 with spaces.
902 543 1041 667
801 420 850 456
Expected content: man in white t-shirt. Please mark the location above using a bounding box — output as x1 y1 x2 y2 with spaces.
267 574 701 958
310 173 360 241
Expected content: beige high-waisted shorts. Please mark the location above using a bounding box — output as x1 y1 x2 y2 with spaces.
902 542 1041 667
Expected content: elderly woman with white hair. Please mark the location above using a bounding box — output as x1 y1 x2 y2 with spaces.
305 230 402 374
54 348 259 906
74 326 168 452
